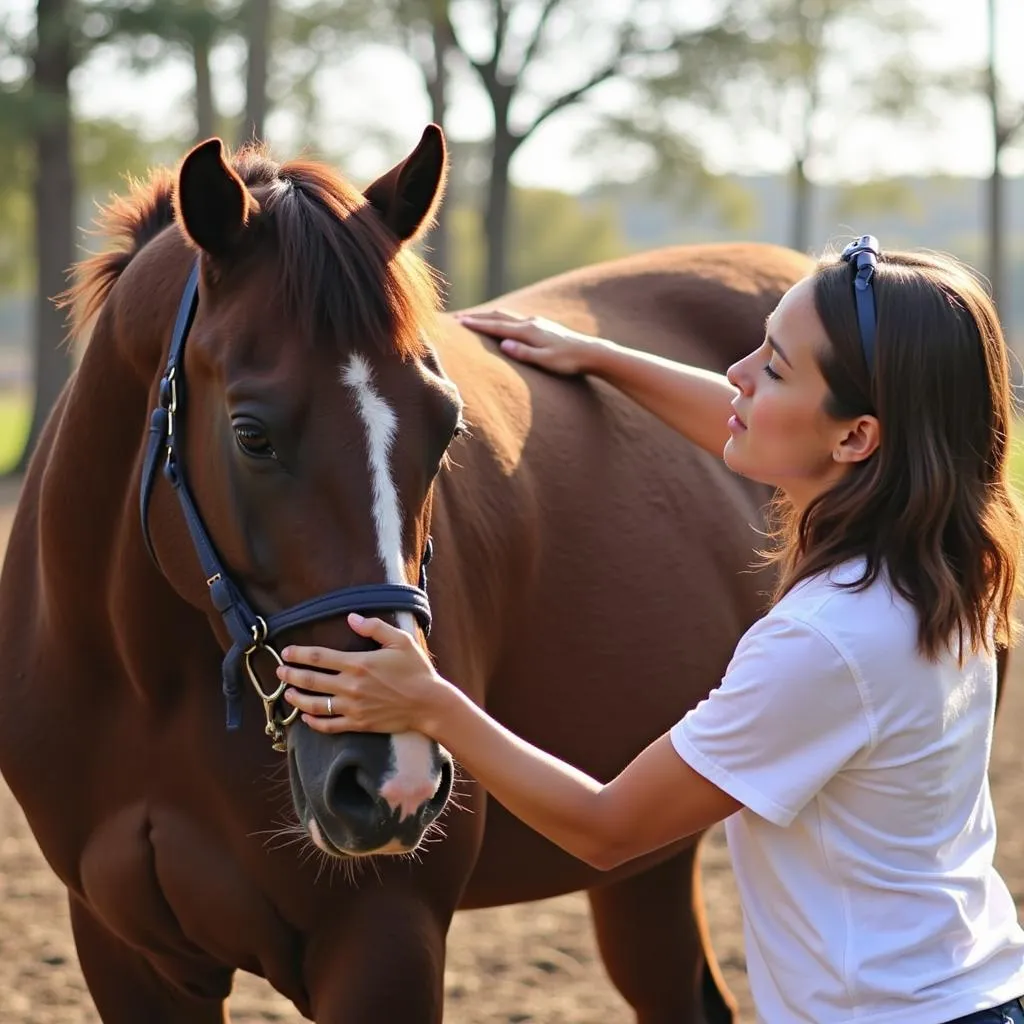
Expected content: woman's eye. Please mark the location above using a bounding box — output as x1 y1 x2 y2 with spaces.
763 364 783 381
233 422 277 459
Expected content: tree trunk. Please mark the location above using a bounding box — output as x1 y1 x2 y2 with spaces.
986 0 1003 315
422 13 452 290
193 34 215 142
16 0 76 473
484 126 516 301
242 0 272 144
790 156 811 254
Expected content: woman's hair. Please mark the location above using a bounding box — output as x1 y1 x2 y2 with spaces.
766 246 1024 661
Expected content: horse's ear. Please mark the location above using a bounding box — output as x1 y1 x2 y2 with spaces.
175 137 258 259
363 124 448 244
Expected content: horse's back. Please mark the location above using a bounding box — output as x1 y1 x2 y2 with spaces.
465 242 813 371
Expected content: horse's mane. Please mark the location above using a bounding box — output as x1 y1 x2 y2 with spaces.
65 144 439 359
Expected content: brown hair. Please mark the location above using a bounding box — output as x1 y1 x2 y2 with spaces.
766 247 1024 661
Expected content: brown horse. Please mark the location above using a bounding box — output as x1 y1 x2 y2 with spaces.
0 125 812 1023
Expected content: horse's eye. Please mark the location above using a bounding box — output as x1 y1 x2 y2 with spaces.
452 420 467 441
233 420 277 460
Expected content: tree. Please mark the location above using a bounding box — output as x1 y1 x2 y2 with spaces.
241 0 273 143
86 0 234 141
985 0 1024 315
445 185 632 309
713 0 941 253
438 0 748 299
357 1 748 299
17 0 77 472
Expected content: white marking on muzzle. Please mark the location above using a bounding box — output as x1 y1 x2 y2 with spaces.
342 355 438 821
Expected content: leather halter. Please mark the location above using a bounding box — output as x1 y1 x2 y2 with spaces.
140 260 433 751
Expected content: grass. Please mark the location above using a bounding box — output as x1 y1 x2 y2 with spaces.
1011 431 1024 495
0 390 29 475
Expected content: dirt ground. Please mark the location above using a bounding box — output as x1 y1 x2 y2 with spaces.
0 476 1021 1024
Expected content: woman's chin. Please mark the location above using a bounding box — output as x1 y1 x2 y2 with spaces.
722 439 746 475
723 444 778 491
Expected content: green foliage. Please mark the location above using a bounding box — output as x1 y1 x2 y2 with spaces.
1010 427 1024 496
833 180 920 223
0 390 30 474
445 186 632 308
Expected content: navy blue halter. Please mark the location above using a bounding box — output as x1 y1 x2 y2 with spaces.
140 260 433 750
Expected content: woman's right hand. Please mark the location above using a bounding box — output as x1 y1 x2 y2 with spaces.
454 309 610 377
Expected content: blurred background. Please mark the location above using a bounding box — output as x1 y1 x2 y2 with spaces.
0 0 1021 475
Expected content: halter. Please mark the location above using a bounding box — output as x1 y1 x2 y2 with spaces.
140 260 434 752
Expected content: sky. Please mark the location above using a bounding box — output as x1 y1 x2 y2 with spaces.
4 0 1024 191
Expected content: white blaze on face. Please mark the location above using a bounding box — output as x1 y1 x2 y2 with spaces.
341 354 438 820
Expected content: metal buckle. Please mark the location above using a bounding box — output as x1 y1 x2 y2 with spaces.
164 368 178 463
242 616 300 753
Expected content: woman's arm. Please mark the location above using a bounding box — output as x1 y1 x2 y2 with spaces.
279 615 741 870
456 310 739 461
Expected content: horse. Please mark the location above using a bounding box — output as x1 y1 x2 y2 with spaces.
0 124 812 1023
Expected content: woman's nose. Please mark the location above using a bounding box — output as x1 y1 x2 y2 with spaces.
727 358 750 393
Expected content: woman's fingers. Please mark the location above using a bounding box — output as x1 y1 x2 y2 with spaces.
456 308 526 324
457 312 540 341
498 338 548 364
300 711 365 734
346 613 411 648
282 686 339 714
280 616 406 673
280 644 350 672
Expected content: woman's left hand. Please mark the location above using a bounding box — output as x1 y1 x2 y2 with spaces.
278 613 452 736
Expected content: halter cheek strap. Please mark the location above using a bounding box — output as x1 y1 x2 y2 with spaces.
140 259 434 750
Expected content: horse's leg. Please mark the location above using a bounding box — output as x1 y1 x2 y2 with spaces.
586 845 736 1024
305 893 449 1024
69 896 231 1024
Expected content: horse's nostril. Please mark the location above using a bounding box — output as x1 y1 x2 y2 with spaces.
422 758 454 824
325 763 378 818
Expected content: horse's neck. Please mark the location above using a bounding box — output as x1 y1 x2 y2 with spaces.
35 304 183 634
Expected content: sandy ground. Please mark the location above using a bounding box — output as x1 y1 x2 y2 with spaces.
0 474 1020 1024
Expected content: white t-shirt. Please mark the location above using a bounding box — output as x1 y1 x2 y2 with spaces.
670 561 1024 1024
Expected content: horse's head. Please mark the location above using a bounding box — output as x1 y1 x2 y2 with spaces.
155 127 463 857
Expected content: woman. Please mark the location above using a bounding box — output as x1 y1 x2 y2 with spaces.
278 237 1024 1023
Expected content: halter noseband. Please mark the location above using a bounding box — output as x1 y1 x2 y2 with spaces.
140 260 434 752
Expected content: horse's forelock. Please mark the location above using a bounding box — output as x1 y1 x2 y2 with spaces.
245 157 438 361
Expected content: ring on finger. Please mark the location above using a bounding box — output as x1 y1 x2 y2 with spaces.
326 696 334 717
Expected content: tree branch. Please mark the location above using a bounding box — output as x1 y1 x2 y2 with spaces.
433 0 489 84
524 25 651 139
519 0 564 74
998 105 1024 151
476 0 509 89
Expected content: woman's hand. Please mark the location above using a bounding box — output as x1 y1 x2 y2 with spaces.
455 309 610 376
278 613 454 736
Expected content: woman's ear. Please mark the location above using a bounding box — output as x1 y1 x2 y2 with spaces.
834 415 880 464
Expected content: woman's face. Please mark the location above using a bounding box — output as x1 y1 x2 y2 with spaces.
724 277 877 509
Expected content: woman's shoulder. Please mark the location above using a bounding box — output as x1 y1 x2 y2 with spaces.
769 559 919 668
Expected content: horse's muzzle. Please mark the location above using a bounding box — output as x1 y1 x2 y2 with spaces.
287 726 453 856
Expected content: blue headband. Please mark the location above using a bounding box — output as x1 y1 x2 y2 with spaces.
840 235 880 371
